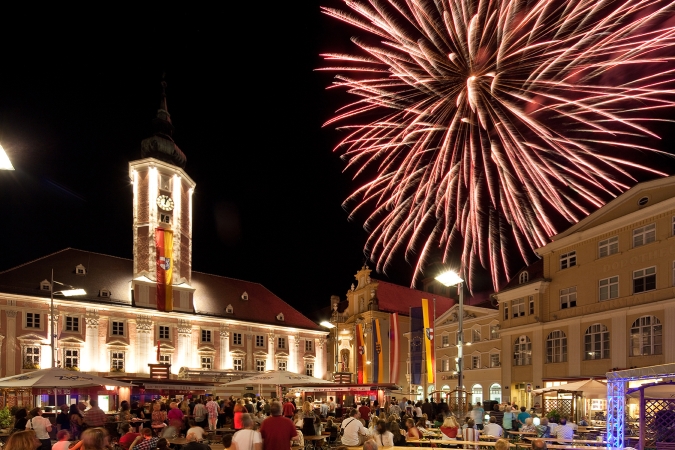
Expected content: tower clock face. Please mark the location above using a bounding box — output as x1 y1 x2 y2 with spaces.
156 195 175 211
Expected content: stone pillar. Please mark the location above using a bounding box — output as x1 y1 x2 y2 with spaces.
246 334 253 371
267 333 275 371
6 311 17 375
291 334 300 373
135 315 153 374
219 326 228 370
83 310 100 372
317 338 325 379
177 320 192 369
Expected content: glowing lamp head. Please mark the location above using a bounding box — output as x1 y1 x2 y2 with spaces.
435 270 464 287
320 321 335 328
57 289 86 297
0 144 14 170
533 417 541 426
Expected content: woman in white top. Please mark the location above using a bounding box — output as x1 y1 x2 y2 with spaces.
26 408 52 450
231 414 262 450
373 420 394 447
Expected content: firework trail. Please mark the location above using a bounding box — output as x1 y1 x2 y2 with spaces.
320 0 675 290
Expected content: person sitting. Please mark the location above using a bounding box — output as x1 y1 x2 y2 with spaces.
182 431 210 450
495 438 510 450
130 427 159 450
536 418 550 438
463 418 480 443
555 418 574 443
373 419 394 447
118 424 140 450
325 419 338 444
532 438 548 450
521 418 537 433
52 429 73 450
388 420 407 446
483 416 503 438
405 417 421 440
579 416 589 427
440 416 460 440
157 438 170 450
187 421 205 441
221 435 233 450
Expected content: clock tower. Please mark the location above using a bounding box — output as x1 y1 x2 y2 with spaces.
129 81 197 311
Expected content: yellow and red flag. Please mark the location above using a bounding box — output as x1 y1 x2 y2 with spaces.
356 323 366 383
422 298 435 384
155 228 173 312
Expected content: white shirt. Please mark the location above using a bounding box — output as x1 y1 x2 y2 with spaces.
340 418 370 446
27 416 52 440
232 429 263 448
556 424 574 441
472 407 485 424
187 426 205 440
374 431 394 447
484 423 503 437
52 442 71 450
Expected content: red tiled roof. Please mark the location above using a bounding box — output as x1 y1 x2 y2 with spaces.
373 279 456 316
0 248 321 331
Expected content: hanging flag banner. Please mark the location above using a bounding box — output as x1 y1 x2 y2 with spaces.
155 228 174 312
374 318 384 383
390 313 399 384
422 298 435 384
410 306 423 386
356 323 366 384
157 340 161 362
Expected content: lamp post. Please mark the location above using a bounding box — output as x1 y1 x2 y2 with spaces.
319 319 337 379
50 269 86 368
435 270 465 409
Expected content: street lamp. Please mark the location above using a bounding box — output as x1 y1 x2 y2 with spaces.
50 269 86 368
435 270 465 391
0 143 14 170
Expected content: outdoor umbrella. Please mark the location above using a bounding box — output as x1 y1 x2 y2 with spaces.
533 379 607 398
221 370 333 387
0 367 133 388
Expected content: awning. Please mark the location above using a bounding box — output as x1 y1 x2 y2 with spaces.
143 383 216 391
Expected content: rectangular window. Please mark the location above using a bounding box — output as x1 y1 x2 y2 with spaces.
160 213 171 224
111 352 124 371
65 316 79 332
159 354 171 365
490 353 500 368
305 340 314 352
512 299 525 318
442 335 449 347
472 328 481 343
599 276 619 301
159 326 170 340
472 355 480 369
64 349 79 369
528 296 535 315
25 313 40 329
490 325 499 339
24 346 40 368
277 360 287 371
560 251 577 269
255 335 265 347
278 337 286 349
201 356 212 369
442 359 450 372
201 329 212 343
233 358 243 371
598 236 619 258
633 223 656 248
560 287 577 309
305 363 314 377
112 321 124 336
633 267 656 293
256 360 266 372
233 333 242 346
504 304 509 320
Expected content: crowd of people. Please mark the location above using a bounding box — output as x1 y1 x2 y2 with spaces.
1 396 590 450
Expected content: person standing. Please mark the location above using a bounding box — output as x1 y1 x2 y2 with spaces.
358 401 371 427
231 414 262 450
26 408 52 450
83 400 107 428
193 399 208 429
259 402 299 450
502 406 515 434
472 402 485 430
517 407 531 430
233 399 246 431
56 405 70 433
205 397 219 431
421 399 434 419
282 399 295 420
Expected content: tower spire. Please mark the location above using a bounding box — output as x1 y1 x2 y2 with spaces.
140 76 187 168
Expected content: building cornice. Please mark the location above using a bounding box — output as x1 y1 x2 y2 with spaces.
129 157 196 189
493 280 551 301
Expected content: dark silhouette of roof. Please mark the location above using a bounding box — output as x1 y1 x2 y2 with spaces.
373 279 456 315
0 248 321 330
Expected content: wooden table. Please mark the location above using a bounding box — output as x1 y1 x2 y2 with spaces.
545 446 610 450
507 431 537 442
304 435 327 449
524 437 608 446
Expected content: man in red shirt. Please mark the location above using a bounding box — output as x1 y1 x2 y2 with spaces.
282 399 295 419
260 401 299 450
358 401 371 427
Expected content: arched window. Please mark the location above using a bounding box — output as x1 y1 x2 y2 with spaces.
584 324 609 360
514 336 532 366
630 316 662 356
546 330 567 363
472 384 483 404
519 272 529 284
428 385 435 395
489 383 502 403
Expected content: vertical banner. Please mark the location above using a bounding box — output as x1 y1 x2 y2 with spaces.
410 306 423 386
157 340 161 363
356 323 366 384
374 319 384 383
390 313 399 384
155 228 174 312
422 298 436 384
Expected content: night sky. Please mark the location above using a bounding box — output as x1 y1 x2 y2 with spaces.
0 4 408 318
1 5 673 317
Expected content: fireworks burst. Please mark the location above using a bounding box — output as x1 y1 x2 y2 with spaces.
320 0 675 290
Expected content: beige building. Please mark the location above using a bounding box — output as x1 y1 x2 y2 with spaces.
495 176 675 407
435 304 502 404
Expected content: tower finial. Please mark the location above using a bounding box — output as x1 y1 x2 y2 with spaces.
140 75 187 168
